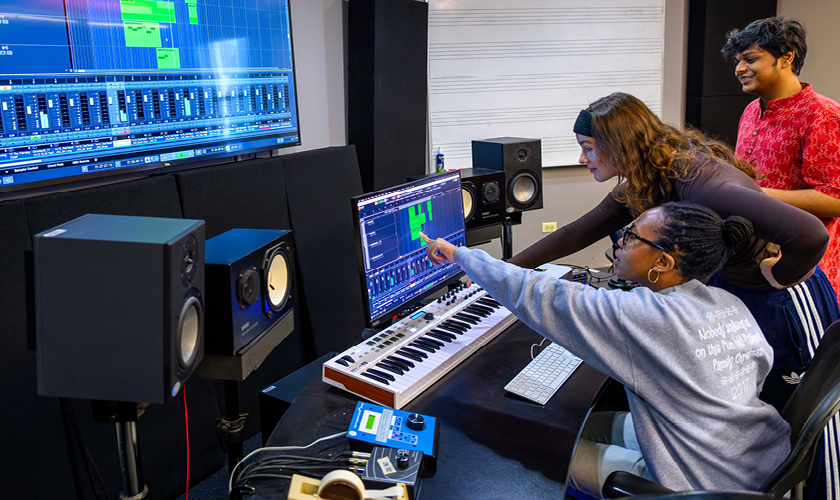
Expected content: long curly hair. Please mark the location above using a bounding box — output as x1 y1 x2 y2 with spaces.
587 93 756 215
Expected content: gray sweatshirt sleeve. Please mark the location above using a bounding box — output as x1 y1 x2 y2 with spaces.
455 246 641 389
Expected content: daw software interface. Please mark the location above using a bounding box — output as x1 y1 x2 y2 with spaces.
353 171 467 327
0 0 301 194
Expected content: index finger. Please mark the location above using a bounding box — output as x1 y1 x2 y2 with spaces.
419 232 433 244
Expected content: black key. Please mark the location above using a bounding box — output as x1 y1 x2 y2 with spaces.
387 356 414 369
396 349 424 362
454 313 479 324
380 359 408 373
409 341 435 353
437 324 463 335
441 322 466 333
427 330 455 342
466 305 492 316
420 336 444 347
402 346 428 359
478 298 501 308
361 371 389 385
367 368 395 381
447 319 471 330
376 362 403 375
414 338 441 350
432 327 458 339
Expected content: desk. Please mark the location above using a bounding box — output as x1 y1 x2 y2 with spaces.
246 320 611 499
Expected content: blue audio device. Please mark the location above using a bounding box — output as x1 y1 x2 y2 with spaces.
346 402 438 459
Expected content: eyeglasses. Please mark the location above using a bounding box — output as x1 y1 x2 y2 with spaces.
622 227 671 254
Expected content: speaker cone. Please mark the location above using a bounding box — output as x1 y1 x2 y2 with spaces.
264 245 291 314
510 172 538 207
236 267 259 309
177 293 202 369
461 185 476 222
482 181 500 204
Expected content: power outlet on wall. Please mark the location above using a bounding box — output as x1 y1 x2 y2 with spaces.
542 222 557 233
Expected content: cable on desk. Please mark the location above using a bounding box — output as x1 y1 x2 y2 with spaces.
228 431 348 493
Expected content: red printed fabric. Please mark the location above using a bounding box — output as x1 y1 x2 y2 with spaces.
736 84 840 302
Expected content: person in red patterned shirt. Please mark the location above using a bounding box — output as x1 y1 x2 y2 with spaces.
722 16 840 303
723 16 840 500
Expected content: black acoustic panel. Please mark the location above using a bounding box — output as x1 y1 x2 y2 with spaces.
0 200 76 499
686 0 777 98
24 175 183 235
685 94 757 148
348 0 428 192
280 146 367 357
175 157 291 239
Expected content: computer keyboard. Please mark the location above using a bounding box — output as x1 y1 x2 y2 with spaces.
504 342 583 405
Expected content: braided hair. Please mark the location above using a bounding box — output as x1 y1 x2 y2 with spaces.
654 202 754 283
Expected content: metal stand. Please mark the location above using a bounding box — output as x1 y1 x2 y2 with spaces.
219 380 247 476
502 213 522 261
92 401 149 500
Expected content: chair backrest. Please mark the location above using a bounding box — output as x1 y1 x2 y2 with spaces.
760 319 840 495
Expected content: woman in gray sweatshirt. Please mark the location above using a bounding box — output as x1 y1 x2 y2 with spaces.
420 201 790 497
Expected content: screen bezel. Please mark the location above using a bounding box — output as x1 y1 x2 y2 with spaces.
352 171 466 328
0 0 302 201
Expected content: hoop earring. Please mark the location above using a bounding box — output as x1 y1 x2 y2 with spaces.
647 268 660 284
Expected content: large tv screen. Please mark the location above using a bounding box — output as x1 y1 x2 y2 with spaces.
0 0 301 198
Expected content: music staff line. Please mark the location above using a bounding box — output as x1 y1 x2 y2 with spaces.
429 39 662 60
430 69 661 94
429 6 662 27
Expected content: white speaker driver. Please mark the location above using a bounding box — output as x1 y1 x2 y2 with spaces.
177 294 202 369
511 173 537 205
265 246 291 312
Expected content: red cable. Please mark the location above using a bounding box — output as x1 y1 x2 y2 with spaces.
184 385 190 500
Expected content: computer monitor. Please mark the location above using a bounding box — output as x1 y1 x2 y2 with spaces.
0 0 301 199
352 171 467 327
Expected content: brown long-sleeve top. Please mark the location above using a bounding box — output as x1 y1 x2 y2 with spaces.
508 154 829 290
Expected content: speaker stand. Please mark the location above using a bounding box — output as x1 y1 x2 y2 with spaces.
219 380 247 476
92 401 150 500
502 213 522 261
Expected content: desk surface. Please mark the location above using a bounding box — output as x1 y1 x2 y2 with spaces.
246 321 611 499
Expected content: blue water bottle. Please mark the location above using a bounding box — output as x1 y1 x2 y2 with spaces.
435 148 444 172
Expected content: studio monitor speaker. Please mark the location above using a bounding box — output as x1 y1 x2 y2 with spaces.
471 137 543 214
204 228 295 356
34 214 205 404
459 168 505 231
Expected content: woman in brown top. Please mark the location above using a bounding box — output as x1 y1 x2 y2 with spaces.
509 92 839 413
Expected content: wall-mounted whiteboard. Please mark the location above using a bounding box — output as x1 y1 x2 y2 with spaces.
428 0 664 169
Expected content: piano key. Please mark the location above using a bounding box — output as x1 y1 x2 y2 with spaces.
367 368 396 381
420 336 444 347
466 305 492 316
447 319 471 330
396 348 424 362
409 341 436 353
478 297 501 308
402 346 428 359
376 362 404 375
428 329 456 341
454 313 480 324
387 355 414 369
361 371 390 385
437 324 464 335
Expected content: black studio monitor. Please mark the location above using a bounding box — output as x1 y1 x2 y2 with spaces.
204 228 295 356
34 214 205 404
472 137 543 214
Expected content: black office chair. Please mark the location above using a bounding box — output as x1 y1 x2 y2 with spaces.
602 319 840 500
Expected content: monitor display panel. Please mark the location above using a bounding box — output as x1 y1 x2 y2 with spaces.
353 171 467 327
0 0 301 198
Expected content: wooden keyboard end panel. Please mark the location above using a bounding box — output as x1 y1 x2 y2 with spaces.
323 365 396 408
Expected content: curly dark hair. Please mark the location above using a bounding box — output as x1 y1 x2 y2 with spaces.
721 16 807 76
654 202 754 283
585 93 756 215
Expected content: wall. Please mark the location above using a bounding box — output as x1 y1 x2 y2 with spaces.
282 0 347 152
778 0 840 101
502 0 689 267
